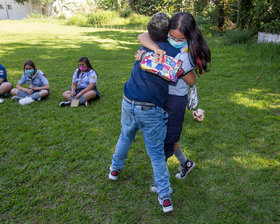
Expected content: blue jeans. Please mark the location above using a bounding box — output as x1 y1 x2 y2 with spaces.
111 99 172 198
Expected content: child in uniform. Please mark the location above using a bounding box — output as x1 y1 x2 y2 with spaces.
0 64 13 99
11 60 50 104
137 12 211 188
60 57 100 107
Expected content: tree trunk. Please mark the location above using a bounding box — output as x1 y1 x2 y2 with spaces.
4 0 9 19
42 0 49 16
28 0 33 14
236 0 240 27
130 0 135 11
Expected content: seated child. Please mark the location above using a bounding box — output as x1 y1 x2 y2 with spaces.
0 64 13 98
59 56 100 107
11 60 50 104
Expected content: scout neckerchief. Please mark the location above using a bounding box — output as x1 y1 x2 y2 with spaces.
28 71 38 84
77 71 86 89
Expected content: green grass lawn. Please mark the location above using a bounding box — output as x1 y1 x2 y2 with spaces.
0 19 279 223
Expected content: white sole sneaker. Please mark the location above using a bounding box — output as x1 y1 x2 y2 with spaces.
108 167 120 181
175 161 195 179
158 197 173 213
19 97 34 105
150 181 157 193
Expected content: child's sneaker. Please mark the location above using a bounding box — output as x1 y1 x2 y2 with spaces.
59 101 71 107
19 97 34 105
3 92 9 98
175 160 195 179
12 96 23 101
84 101 89 107
109 167 120 181
158 196 173 213
150 181 157 193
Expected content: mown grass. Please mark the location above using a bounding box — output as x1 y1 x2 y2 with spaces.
0 19 279 223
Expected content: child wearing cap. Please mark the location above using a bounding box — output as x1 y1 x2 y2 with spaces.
0 64 12 99
59 56 100 107
11 60 50 104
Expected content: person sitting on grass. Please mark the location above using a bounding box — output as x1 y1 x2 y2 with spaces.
11 60 50 104
0 64 13 99
59 56 100 107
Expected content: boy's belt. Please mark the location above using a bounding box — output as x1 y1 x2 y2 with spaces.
123 95 156 107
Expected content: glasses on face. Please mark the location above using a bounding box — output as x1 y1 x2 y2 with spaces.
168 34 186 42
78 63 87 67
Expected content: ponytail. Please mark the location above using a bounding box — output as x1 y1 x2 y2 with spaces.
170 12 211 74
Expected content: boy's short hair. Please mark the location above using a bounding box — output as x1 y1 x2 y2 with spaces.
147 12 170 42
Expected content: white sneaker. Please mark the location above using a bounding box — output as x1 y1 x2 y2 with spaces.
19 97 34 105
0 98 4 103
150 181 157 193
158 196 173 213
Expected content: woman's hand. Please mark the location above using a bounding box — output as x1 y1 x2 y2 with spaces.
154 49 166 64
26 88 34 94
30 84 38 91
70 90 76 97
134 50 146 61
75 92 82 99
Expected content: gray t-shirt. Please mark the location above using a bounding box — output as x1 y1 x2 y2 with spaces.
168 51 194 96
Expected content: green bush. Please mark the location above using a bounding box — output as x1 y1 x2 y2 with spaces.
66 14 88 26
223 28 254 45
260 19 280 33
27 14 48 19
119 8 133 18
87 10 117 26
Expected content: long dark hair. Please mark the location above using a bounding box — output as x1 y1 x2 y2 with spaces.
170 12 211 74
24 60 37 75
77 56 95 76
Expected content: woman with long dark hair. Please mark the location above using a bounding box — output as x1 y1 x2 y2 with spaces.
60 56 100 107
137 12 211 183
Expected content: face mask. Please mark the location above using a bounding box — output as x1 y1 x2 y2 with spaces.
25 69 34 75
79 66 88 72
168 37 187 49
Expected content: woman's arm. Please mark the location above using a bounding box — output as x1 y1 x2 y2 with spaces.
16 83 33 94
138 33 166 63
138 33 160 52
182 70 196 85
70 83 77 96
31 84 50 91
75 82 96 99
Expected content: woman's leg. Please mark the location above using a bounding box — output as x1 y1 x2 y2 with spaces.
11 88 19 96
62 90 72 101
0 82 12 95
82 90 97 102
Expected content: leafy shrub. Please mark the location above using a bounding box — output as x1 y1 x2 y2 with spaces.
27 14 48 19
260 19 280 33
87 10 117 26
223 28 254 45
66 14 88 26
119 8 133 18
